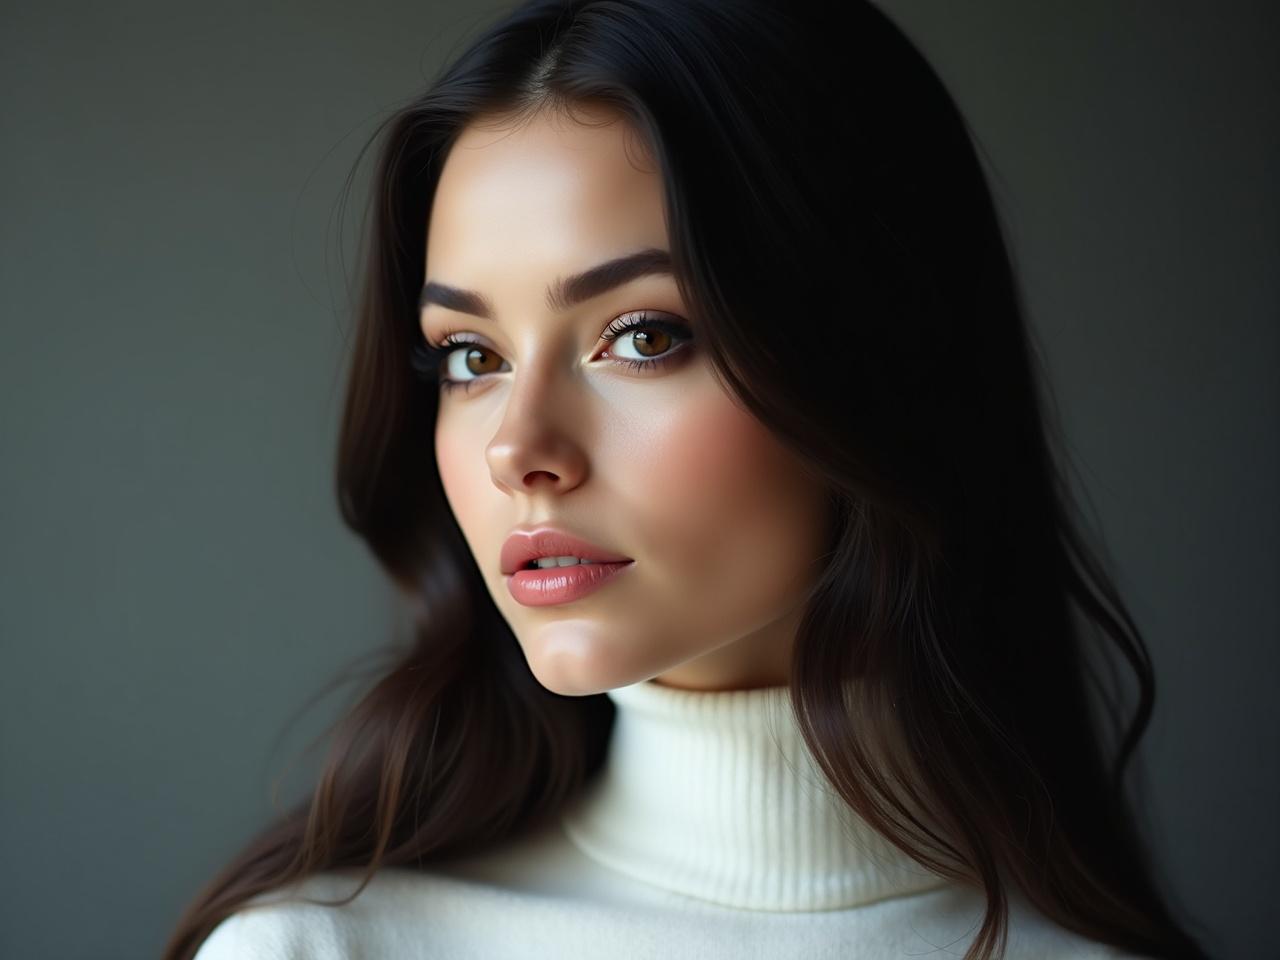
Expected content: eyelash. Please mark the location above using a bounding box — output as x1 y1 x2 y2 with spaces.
409 311 693 395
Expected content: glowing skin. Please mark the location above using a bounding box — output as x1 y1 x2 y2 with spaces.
423 103 832 696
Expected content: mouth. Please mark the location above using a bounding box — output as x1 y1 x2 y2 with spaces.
516 557 618 571
499 525 634 607
499 526 632 577
505 558 636 607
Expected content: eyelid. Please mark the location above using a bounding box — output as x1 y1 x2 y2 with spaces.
600 309 688 342
412 310 693 390
424 310 685 350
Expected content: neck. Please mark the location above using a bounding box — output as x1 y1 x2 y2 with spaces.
559 678 950 911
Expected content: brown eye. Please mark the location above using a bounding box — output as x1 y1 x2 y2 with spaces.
599 311 693 371
629 328 672 358
461 345 503 375
428 337 512 394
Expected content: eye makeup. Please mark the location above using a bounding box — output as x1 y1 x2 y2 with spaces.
411 310 694 395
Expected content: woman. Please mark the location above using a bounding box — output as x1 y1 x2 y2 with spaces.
164 1 1211 957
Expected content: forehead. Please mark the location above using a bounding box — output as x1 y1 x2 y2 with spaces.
425 105 668 275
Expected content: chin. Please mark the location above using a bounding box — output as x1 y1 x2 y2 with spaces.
522 650 651 699
509 621 640 697
528 669 606 699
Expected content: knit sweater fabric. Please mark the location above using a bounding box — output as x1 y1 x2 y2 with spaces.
192 678 1143 959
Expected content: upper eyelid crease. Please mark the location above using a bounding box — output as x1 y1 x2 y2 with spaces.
418 247 674 321
427 311 687 351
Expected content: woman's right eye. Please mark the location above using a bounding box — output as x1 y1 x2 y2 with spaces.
409 334 505 395
438 338 508 395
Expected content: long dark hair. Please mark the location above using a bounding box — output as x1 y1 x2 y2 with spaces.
163 2 1211 958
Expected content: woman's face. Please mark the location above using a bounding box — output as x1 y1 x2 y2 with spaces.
423 104 832 695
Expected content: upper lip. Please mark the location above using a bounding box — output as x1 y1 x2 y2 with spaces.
500 526 632 575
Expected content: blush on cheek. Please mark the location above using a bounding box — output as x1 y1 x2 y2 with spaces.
644 385 829 608
665 394 794 509
435 421 484 532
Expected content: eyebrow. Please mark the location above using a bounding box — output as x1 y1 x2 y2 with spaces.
418 247 674 320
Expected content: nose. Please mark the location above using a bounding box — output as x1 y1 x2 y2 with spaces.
484 357 589 497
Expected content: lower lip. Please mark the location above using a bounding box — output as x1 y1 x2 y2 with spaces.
506 561 635 607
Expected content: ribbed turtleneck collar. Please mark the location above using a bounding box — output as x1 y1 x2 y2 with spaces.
558 678 950 912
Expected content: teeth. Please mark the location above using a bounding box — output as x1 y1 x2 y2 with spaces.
532 555 596 569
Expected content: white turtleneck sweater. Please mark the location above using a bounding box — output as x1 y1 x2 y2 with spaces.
193 679 1145 959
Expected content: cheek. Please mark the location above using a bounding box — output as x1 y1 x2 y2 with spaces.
629 388 829 598
435 415 490 547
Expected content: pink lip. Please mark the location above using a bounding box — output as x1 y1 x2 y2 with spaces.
506 560 636 607
500 527 632 576
500 526 634 607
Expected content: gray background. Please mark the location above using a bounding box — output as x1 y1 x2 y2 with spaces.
1 2 1275 958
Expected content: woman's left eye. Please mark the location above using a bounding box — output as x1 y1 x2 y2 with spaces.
598 311 694 371
411 311 694 395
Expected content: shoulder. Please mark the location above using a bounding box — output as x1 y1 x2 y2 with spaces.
192 906 312 960
189 864 534 960
1003 891 1158 960
191 872 393 960
875 883 1153 960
